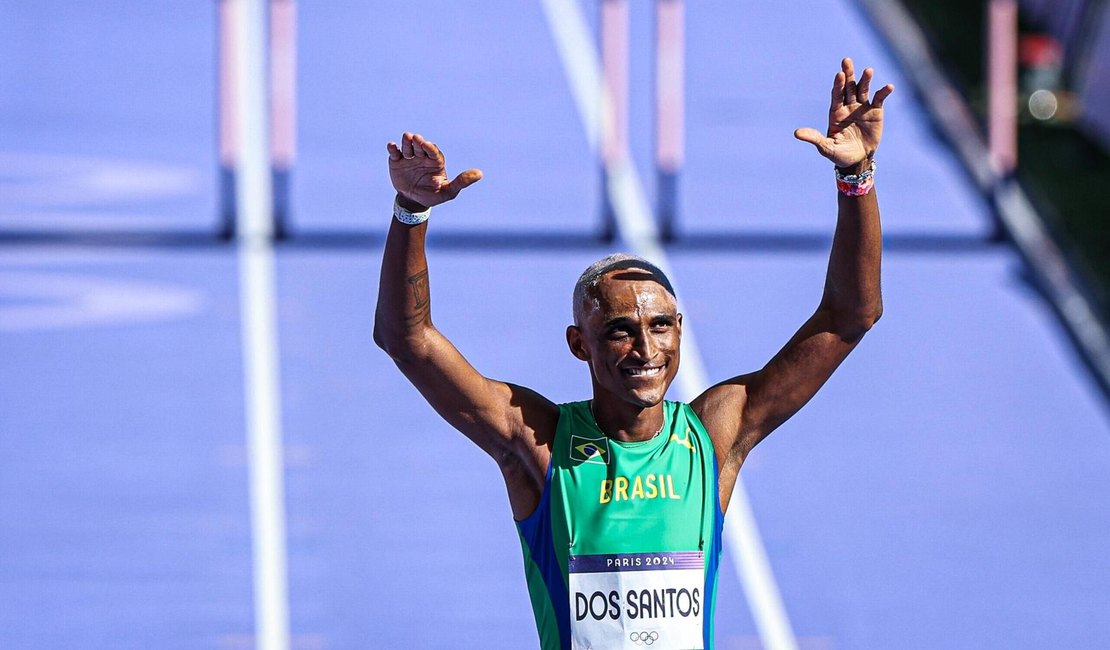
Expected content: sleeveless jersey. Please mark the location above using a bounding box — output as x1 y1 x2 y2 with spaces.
516 400 723 650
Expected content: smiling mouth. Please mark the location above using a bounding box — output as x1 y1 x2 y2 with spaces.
623 364 665 377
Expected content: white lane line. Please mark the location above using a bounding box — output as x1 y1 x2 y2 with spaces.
233 0 291 649
540 0 602 150
539 2 799 648
238 244 291 650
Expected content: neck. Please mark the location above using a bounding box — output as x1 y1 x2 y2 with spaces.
589 396 665 442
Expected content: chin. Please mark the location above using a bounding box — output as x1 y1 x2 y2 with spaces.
627 374 678 407
623 386 668 408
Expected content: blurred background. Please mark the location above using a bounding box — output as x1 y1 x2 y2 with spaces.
2 1 1109 649
901 0 1110 331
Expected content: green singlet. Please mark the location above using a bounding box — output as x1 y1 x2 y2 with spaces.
516 400 723 649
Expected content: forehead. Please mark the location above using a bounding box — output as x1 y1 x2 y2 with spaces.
590 270 677 314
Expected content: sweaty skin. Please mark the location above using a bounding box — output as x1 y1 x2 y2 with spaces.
375 57 891 519
567 272 682 442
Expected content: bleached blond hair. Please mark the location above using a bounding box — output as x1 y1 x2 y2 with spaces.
572 253 676 326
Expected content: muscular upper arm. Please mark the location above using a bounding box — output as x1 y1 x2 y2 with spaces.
388 324 559 471
693 309 864 475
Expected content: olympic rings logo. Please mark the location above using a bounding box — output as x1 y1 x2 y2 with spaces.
630 631 660 646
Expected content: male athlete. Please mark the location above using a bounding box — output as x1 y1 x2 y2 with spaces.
375 58 893 649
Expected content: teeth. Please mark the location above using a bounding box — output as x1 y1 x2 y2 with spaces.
625 366 663 376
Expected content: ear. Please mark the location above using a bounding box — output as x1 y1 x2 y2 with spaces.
566 325 590 361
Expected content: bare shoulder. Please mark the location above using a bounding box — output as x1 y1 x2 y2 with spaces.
502 382 561 451
689 374 756 464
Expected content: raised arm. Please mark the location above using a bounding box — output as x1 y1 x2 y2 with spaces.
373 133 556 519
692 59 894 505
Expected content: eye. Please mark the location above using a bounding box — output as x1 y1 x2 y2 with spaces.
607 327 631 340
650 317 674 331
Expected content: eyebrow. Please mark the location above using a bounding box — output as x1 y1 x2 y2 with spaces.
602 313 677 329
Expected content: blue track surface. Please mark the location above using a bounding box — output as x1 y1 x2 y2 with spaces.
2 1 1108 648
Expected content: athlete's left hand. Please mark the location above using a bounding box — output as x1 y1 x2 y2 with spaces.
387 132 483 210
794 58 894 170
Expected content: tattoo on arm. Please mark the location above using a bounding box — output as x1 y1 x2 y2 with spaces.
405 269 430 326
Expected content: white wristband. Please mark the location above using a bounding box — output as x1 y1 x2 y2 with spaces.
393 198 431 225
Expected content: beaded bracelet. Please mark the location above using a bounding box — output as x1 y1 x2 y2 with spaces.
835 159 876 197
393 197 431 225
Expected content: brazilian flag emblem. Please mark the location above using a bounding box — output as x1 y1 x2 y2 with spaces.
570 434 610 466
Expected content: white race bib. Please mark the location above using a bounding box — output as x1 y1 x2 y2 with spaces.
568 551 705 650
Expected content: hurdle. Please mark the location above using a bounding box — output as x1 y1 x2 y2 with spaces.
218 0 297 240
599 0 629 242
987 0 1018 176
655 0 684 241
599 0 684 242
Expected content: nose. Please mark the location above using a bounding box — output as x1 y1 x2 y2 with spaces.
632 331 656 360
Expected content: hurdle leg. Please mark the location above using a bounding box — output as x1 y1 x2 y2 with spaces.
600 0 629 242
655 0 684 242
987 0 1018 177
219 0 296 240
270 0 296 240
218 0 239 239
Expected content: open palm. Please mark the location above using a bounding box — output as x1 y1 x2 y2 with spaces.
387 132 482 209
795 58 894 169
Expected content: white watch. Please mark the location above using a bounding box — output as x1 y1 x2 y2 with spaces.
393 197 431 225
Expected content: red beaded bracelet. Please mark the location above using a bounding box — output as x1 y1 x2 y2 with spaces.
835 160 876 197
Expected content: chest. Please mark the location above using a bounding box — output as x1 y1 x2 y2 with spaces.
552 431 714 556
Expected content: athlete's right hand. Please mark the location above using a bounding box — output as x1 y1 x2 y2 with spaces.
387 132 483 210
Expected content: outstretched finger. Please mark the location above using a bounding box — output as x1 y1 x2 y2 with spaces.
386 141 402 161
419 137 443 162
842 57 856 105
411 133 431 158
857 67 874 104
872 83 895 109
400 133 416 159
445 168 483 197
794 127 824 146
794 127 835 159
830 71 846 112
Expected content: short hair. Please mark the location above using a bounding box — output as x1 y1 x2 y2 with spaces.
572 253 676 326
